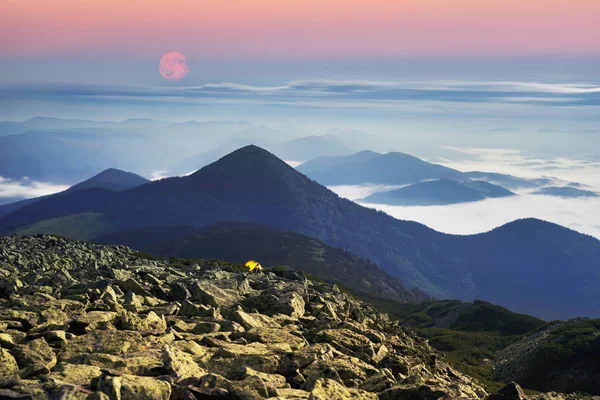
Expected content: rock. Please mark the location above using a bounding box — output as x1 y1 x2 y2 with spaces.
72 311 118 333
242 291 305 318
229 374 270 399
242 327 306 351
12 338 57 377
49 363 103 386
487 383 528 400
377 386 446 400
0 388 32 399
358 369 396 392
98 374 171 400
274 388 310 399
123 292 145 313
233 310 264 330
272 293 306 319
314 328 372 354
244 366 287 390
0 348 20 388
67 351 164 376
179 301 221 319
118 279 153 298
193 321 221 334
301 356 378 388
0 333 15 348
163 345 207 382
118 311 167 333
173 386 231 399
168 283 191 301
59 330 145 360
190 281 240 308
0 235 493 399
307 378 377 400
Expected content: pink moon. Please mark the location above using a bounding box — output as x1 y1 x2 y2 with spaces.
159 52 189 81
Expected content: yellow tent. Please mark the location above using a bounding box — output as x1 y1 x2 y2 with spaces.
245 260 263 272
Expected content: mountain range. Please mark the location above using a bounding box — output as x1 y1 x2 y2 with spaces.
1 145 599 319
532 186 598 198
298 150 465 185
0 168 149 218
297 151 568 194
167 134 358 176
360 179 515 206
0 117 364 183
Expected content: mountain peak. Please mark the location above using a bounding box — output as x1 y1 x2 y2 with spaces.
67 168 149 193
192 145 293 177
185 145 322 207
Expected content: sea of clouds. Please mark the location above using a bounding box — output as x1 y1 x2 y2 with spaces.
330 148 600 239
0 177 69 205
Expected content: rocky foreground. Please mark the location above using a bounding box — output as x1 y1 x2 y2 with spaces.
0 235 592 400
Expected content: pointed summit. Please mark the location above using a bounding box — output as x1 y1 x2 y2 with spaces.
188 145 317 205
194 145 294 176
66 168 149 193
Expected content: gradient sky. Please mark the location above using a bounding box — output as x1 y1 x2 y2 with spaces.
1 0 598 127
3 0 600 60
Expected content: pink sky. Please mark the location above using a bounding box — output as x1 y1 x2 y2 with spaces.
2 0 599 59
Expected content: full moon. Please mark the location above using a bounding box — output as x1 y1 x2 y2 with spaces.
159 52 189 81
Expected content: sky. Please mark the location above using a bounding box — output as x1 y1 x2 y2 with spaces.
1 0 599 125
3 0 600 61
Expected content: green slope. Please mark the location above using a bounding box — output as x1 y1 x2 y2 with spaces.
16 212 112 241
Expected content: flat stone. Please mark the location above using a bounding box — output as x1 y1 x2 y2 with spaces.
49 362 102 386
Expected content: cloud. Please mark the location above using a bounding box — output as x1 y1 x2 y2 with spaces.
329 184 410 201
3 79 599 117
284 160 304 168
328 152 600 240
148 170 170 181
360 195 600 240
0 177 69 200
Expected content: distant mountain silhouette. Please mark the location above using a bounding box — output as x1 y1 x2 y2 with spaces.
297 150 381 174
361 179 514 206
464 171 554 190
298 151 572 190
0 132 93 182
2 146 600 319
268 134 356 160
0 168 148 217
532 186 598 198
65 168 148 193
300 151 466 185
96 222 430 305
169 134 356 176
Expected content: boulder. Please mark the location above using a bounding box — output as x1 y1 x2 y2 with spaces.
0 235 493 399
59 330 145 360
168 283 191 301
487 383 528 400
49 363 103 386
377 386 446 400
307 378 377 400
190 281 241 309
12 338 57 377
0 348 20 388
98 373 171 400
118 311 167 333
163 345 207 382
